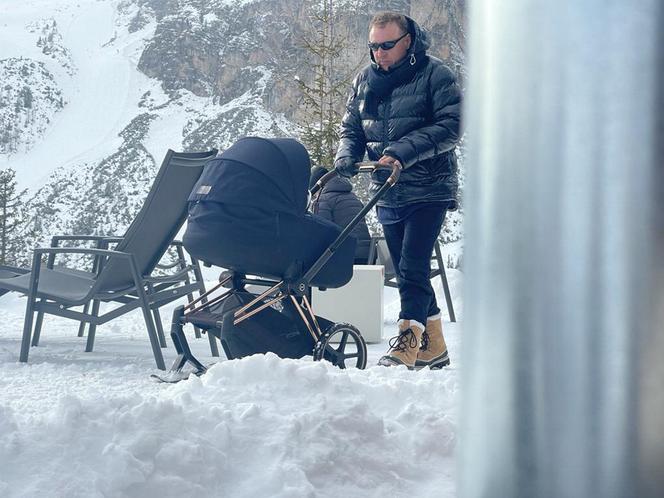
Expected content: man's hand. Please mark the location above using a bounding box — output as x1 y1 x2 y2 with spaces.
378 155 403 170
334 157 359 178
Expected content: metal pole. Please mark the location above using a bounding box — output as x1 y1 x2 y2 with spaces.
460 2 664 497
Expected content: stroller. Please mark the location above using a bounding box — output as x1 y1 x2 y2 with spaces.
161 137 399 380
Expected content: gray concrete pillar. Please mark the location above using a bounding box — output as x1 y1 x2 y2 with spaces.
459 2 664 497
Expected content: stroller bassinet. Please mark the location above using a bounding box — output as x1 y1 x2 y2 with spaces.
161 137 400 381
183 137 356 288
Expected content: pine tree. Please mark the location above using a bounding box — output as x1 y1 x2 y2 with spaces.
0 168 28 266
296 0 358 168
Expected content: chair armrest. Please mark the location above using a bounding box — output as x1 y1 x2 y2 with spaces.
34 246 133 259
144 266 192 283
47 236 124 271
154 240 187 270
155 261 181 270
32 247 138 285
50 235 123 246
25 247 145 303
157 241 182 268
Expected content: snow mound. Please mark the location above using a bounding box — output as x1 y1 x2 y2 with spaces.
0 353 457 498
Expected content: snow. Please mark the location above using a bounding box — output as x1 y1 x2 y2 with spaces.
213 0 261 9
1 1 465 495
0 271 463 497
0 0 148 189
1 0 300 196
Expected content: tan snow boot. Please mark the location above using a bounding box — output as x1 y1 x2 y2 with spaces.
378 320 424 370
415 315 450 370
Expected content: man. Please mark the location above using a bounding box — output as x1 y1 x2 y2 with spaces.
334 11 462 370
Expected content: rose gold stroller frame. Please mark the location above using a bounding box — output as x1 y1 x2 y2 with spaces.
165 162 400 377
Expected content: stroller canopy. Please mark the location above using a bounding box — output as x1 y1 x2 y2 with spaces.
188 137 311 217
184 136 356 288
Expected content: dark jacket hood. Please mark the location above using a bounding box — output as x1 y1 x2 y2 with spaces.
309 167 353 193
323 175 352 193
369 15 431 72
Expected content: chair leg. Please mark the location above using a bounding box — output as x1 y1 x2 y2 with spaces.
146 283 168 348
191 257 219 357
439 265 456 323
125 256 166 370
185 288 202 339
193 282 219 355
85 300 101 352
20 256 42 363
193 319 202 338
78 302 90 337
136 292 166 370
152 307 168 348
206 329 219 357
19 295 38 363
434 242 456 323
31 307 45 346
176 246 202 339
142 308 166 370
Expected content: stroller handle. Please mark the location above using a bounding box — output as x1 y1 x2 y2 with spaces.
302 160 402 285
309 161 400 196
356 161 401 186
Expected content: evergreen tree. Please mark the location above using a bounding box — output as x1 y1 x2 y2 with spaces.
0 168 27 266
296 0 358 168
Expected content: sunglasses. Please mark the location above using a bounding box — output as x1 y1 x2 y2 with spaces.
367 32 409 51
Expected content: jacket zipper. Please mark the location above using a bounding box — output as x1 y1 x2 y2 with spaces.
381 97 390 152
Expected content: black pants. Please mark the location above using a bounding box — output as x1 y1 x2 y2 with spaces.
382 204 447 327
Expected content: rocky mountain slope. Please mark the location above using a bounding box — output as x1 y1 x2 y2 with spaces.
0 0 466 266
0 57 65 155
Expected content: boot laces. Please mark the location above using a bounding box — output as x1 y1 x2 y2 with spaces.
388 328 418 353
421 331 429 351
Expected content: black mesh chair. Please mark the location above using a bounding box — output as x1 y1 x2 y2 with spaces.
0 266 28 297
367 236 456 322
0 149 217 370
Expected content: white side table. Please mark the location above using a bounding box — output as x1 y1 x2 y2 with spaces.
311 265 385 343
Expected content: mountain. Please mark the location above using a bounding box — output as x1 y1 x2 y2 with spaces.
0 0 466 266
0 57 65 155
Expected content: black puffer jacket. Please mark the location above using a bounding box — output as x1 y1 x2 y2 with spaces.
311 175 371 263
335 16 462 208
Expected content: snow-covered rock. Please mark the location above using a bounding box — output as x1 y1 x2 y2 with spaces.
0 57 65 155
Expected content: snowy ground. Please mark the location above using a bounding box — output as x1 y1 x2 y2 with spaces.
0 270 463 498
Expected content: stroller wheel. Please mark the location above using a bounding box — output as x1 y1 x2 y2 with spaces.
313 323 367 370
